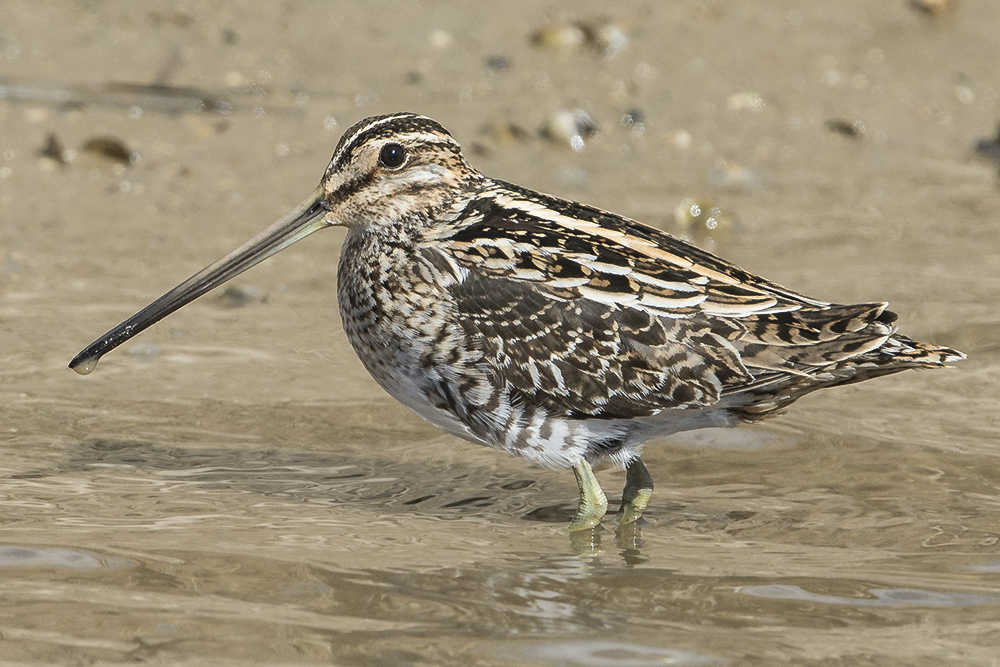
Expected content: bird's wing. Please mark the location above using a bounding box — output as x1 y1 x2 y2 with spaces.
436 182 828 316
419 184 959 421
446 271 750 418
419 183 835 419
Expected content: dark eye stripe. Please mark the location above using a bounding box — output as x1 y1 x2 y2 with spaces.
334 167 380 201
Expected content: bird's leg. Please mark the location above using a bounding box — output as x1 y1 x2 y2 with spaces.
568 459 608 531
616 457 654 525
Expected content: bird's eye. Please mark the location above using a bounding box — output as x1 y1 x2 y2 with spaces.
378 143 406 169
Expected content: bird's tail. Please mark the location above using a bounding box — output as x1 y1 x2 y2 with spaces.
723 302 964 421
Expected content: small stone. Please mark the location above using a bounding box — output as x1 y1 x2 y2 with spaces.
540 109 598 151
37 133 66 167
825 118 867 140
80 136 137 167
974 124 1000 167
594 22 629 57
532 20 630 58
532 22 589 54
620 108 645 132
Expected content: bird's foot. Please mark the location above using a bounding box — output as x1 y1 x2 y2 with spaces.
616 488 653 525
568 459 608 531
615 457 654 525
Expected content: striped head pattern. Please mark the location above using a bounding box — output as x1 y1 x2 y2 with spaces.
320 113 484 232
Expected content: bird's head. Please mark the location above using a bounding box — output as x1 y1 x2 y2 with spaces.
69 112 478 374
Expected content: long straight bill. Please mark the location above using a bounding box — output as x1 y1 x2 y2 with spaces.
69 187 331 374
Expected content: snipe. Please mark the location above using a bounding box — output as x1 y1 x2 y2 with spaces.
71 112 965 531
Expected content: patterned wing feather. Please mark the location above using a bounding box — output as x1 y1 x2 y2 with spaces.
451 273 752 419
433 183 964 423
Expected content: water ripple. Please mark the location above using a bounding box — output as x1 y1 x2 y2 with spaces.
740 584 1000 608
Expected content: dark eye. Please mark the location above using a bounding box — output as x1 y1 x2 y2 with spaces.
378 143 406 168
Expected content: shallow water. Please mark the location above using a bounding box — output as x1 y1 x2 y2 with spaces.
2 2 999 665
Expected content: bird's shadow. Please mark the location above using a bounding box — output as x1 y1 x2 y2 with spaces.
20 439 658 564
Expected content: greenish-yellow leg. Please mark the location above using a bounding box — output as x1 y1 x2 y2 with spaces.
616 457 654 525
568 460 608 531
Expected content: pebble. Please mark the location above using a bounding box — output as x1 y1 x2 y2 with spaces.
37 133 66 167
540 109 598 152
80 136 137 167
